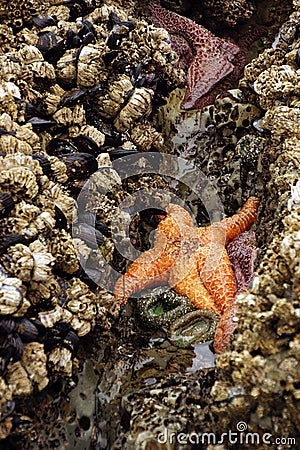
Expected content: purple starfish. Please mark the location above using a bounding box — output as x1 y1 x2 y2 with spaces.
150 0 263 109
226 230 257 294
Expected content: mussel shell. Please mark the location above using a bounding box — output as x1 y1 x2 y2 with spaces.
32 153 52 175
108 12 136 31
62 330 79 354
0 234 26 255
6 333 24 361
0 127 14 137
82 31 96 45
295 48 300 68
0 318 16 334
54 204 68 230
71 135 99 156
95 220 110 238
15 318 39 342
59 88 87 107
78 20 96 38
13 98 42 119
72 222 103 248
0 400 15 421
61 152 98 180
37 31 65 62
47 138 78 156
0 193 15 218
108 148 138 161
32 15 56 27
66 28 77 48
27 117 56 130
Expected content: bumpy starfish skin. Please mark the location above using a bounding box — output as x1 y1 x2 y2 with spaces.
150 0 241 109
114 197 260 352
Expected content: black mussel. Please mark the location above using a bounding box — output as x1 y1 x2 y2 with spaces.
71 135 99 156
16 318 39 342
95 220 110 238
79 20 96 37
27 117 56 130
59 88 87 107
0 127 14 137
295 48 300 67
47 138 78 156
37 31 65 62
54 205 68 230
103 130 123 148
107 32 125 50
108 12 136 31
73 222 103 248
76 211 95 225
61 152 98 180
0 318 16 335
60 0 93 20
72 35 82 48
108 148 138 161
6 333 24 361
66 28 77 48
0 193 15 218
82 31 96 45
13 97 42 119
0 400 15 421
0 234 26 255
33 15 56 27
32 153 52 175
103 50 119 66
62 330 79 354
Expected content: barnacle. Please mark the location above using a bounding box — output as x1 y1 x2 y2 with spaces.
5 241 54 283
97 74 133 119
7 201 55 236
49 230 80 274
114 87 154 131
0 275 30 316
130 120 164 151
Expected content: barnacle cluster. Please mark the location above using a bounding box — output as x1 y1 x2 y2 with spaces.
0 0 186 441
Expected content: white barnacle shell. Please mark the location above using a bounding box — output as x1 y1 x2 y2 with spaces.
0 134 34 155
38 304 63 328
29 240 55 281
49 229 80 274
97 75 133 119
17 45 43 63
22 342 49 391
56 49 77 84
0 282 25 315
0 167 39 199
114 87 154 131
53 104 86 127
77 44 107 87
48 346 73 376
8 202 55 237
6 362 33 396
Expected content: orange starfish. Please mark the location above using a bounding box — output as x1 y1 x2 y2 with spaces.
114 197 259 352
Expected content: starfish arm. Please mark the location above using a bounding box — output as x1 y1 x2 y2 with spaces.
198 249 236 314
114 231 174 304
182 51 235 110
213 305 238 353
171 265 221 314
221 197 260 244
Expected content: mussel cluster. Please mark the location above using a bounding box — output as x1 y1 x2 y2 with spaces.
0 0 185 440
